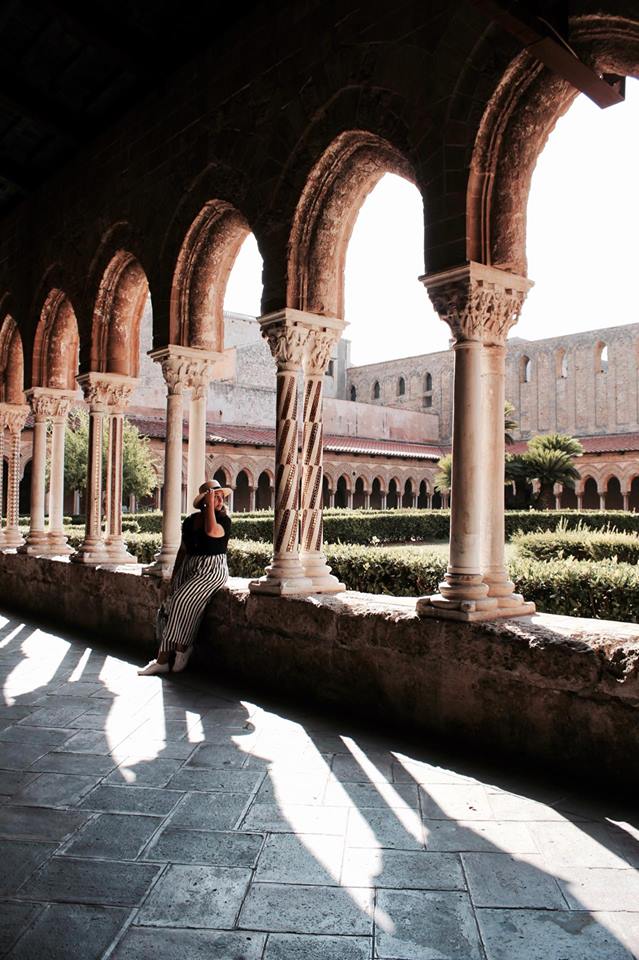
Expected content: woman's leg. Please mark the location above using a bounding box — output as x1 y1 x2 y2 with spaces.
159 556 228 657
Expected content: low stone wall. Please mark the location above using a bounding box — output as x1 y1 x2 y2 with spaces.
1 552 638 788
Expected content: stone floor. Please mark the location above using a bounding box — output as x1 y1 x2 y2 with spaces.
0 610 637 960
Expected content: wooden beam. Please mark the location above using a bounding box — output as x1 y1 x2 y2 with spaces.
470 0 625 108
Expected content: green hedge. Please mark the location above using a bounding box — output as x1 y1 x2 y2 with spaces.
513 525 639 564
505 510 639 536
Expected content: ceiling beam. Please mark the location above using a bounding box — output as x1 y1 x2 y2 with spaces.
471 0 625 108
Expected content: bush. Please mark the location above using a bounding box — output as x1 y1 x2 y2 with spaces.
505 510 639 537
513 523 639 564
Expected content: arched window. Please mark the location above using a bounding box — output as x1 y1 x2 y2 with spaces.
520 355 532 383
373 380 380 400
397 376 405 396
596 342 608 373
425 372 432 392
326 359 334 377
556 348 568 379
350 384 357 402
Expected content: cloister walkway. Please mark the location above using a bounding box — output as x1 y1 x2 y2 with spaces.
0 609 637 960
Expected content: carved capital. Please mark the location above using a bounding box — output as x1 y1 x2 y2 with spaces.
303 329 341 376
422 263 532 344
261 321 308 371
149 346 218 397
76 373 136 413
27 388 76 422
0 402 29 435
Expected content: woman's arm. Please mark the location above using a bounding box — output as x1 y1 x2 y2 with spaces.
203 493 225 537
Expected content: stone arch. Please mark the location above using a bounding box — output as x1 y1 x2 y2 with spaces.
256 470 273 510
0 316 24 403
372 380 380 401
387 476 401 510
520 355 532 384
402 476 416 508
213 465 232 488
397 376 406 397
418 478 431 508
335 473 351 508
629 475 639 512
349 384 357 402
556 347 568 379
595 340 609 374
582 476 600 510
170 200 250 351
468 15 639 273
353 476 367 510
287 130 417 318
32 289 79 390
605 474 623 510
234 469 251 512
91 251 149 377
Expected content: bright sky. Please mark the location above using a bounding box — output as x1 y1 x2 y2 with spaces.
224 78 638 366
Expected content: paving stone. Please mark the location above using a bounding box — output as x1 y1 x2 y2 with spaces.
80 784 183 816
264 932 372 959
375 889 483 959
0 840 57 895
342 848 465 889
0 770 39 797
487 792 580 821
239 883 373 935
420 784 493 820
242 802 349 835
186 744 249 768
13 772 99 808
62 813 163 860
137 864 251 928
254 833 344 884
31 751 116 776
169 792 250 830
48 682 105 698
330 755 394 782
166 767 264 794
0 805 89 841
528 821 631 869
257 773 329 805
106 757 184 788
16 704 90 727
133 720 191 742
597 911 639 957
0 742 52 770
113 738 196 761
422 819 538 852
0 725 74 748
462 853 566 908
346 807 424 849
60 730 116 754
557 867 639 910
145 827 263 867
111 927 266 959
6 903 129 960
476 908 632 960
0 901 40 954
323 780 419 809
21 856 161 905
392 760 478 786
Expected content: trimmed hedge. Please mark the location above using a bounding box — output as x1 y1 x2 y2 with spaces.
505 510 639 536
513 526 639 564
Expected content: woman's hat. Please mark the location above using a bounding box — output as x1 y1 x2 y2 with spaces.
193 479 232 509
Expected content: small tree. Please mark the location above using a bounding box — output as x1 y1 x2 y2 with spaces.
521 448 580 510
434 453 452 495
121 418 157 501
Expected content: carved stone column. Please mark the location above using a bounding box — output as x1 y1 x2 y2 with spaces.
186 362 215 509
0 411 4 542
72 375 110 564
248 486 256 512
47 395 73 555
599 491 606 511
250 310 313 595
380 491 387 510
623 491 630 511
417 262 534 621
0 404 29 548
363 491 370 510
21 389 71 556
299 319 346 593
103 375 137 565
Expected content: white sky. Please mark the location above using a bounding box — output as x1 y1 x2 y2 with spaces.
224 78 638 366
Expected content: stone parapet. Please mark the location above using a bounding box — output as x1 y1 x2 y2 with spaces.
0 552 637 789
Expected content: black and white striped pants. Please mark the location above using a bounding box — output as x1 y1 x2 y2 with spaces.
157 553 228 653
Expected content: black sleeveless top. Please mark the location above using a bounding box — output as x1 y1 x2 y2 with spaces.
182 511 232 556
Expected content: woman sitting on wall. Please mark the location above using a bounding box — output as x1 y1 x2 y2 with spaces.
138 479 232 676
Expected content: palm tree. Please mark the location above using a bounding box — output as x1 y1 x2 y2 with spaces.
527 432 583 458
504 401 518 446
434 453 452 494
521 448 580 510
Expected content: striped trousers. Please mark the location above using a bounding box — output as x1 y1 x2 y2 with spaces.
157 553 228 653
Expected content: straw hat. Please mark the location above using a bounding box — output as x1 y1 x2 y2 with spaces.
193 479 232 509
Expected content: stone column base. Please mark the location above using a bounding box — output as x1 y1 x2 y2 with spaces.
71 539 110 565
300 552 345 593
18 533 51 556
417 593 535 622
250 552 314 596
1 529 24 549
144 549 178 579
103 538 138 565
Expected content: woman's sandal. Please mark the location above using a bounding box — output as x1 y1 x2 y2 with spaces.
137 659 170 676
172 648 193 673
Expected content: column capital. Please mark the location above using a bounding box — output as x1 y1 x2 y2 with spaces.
26 387 75 422
76 373 136 413
258 310 311 371
0 402 29 434
149 345 233 396
420 262 532 344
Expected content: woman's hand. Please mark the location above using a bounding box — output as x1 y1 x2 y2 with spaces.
203 491 225 537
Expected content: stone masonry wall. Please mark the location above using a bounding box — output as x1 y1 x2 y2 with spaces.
0 552 637 789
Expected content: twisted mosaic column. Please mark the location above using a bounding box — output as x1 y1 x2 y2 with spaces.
104 377 137 564
47 396 73 555
0 404 28 548
186 361 213 511
250 314 312 595
300 327 344 592
0 412 5 544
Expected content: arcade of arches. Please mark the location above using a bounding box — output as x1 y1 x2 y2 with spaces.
0 1 638 626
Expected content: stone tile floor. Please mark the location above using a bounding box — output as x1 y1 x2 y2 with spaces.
0 609 637 960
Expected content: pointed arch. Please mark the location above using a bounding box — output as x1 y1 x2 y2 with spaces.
32 289 79 390
0 316 24 403
91 251 149 377
287 130 417 318
171 200 250 351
